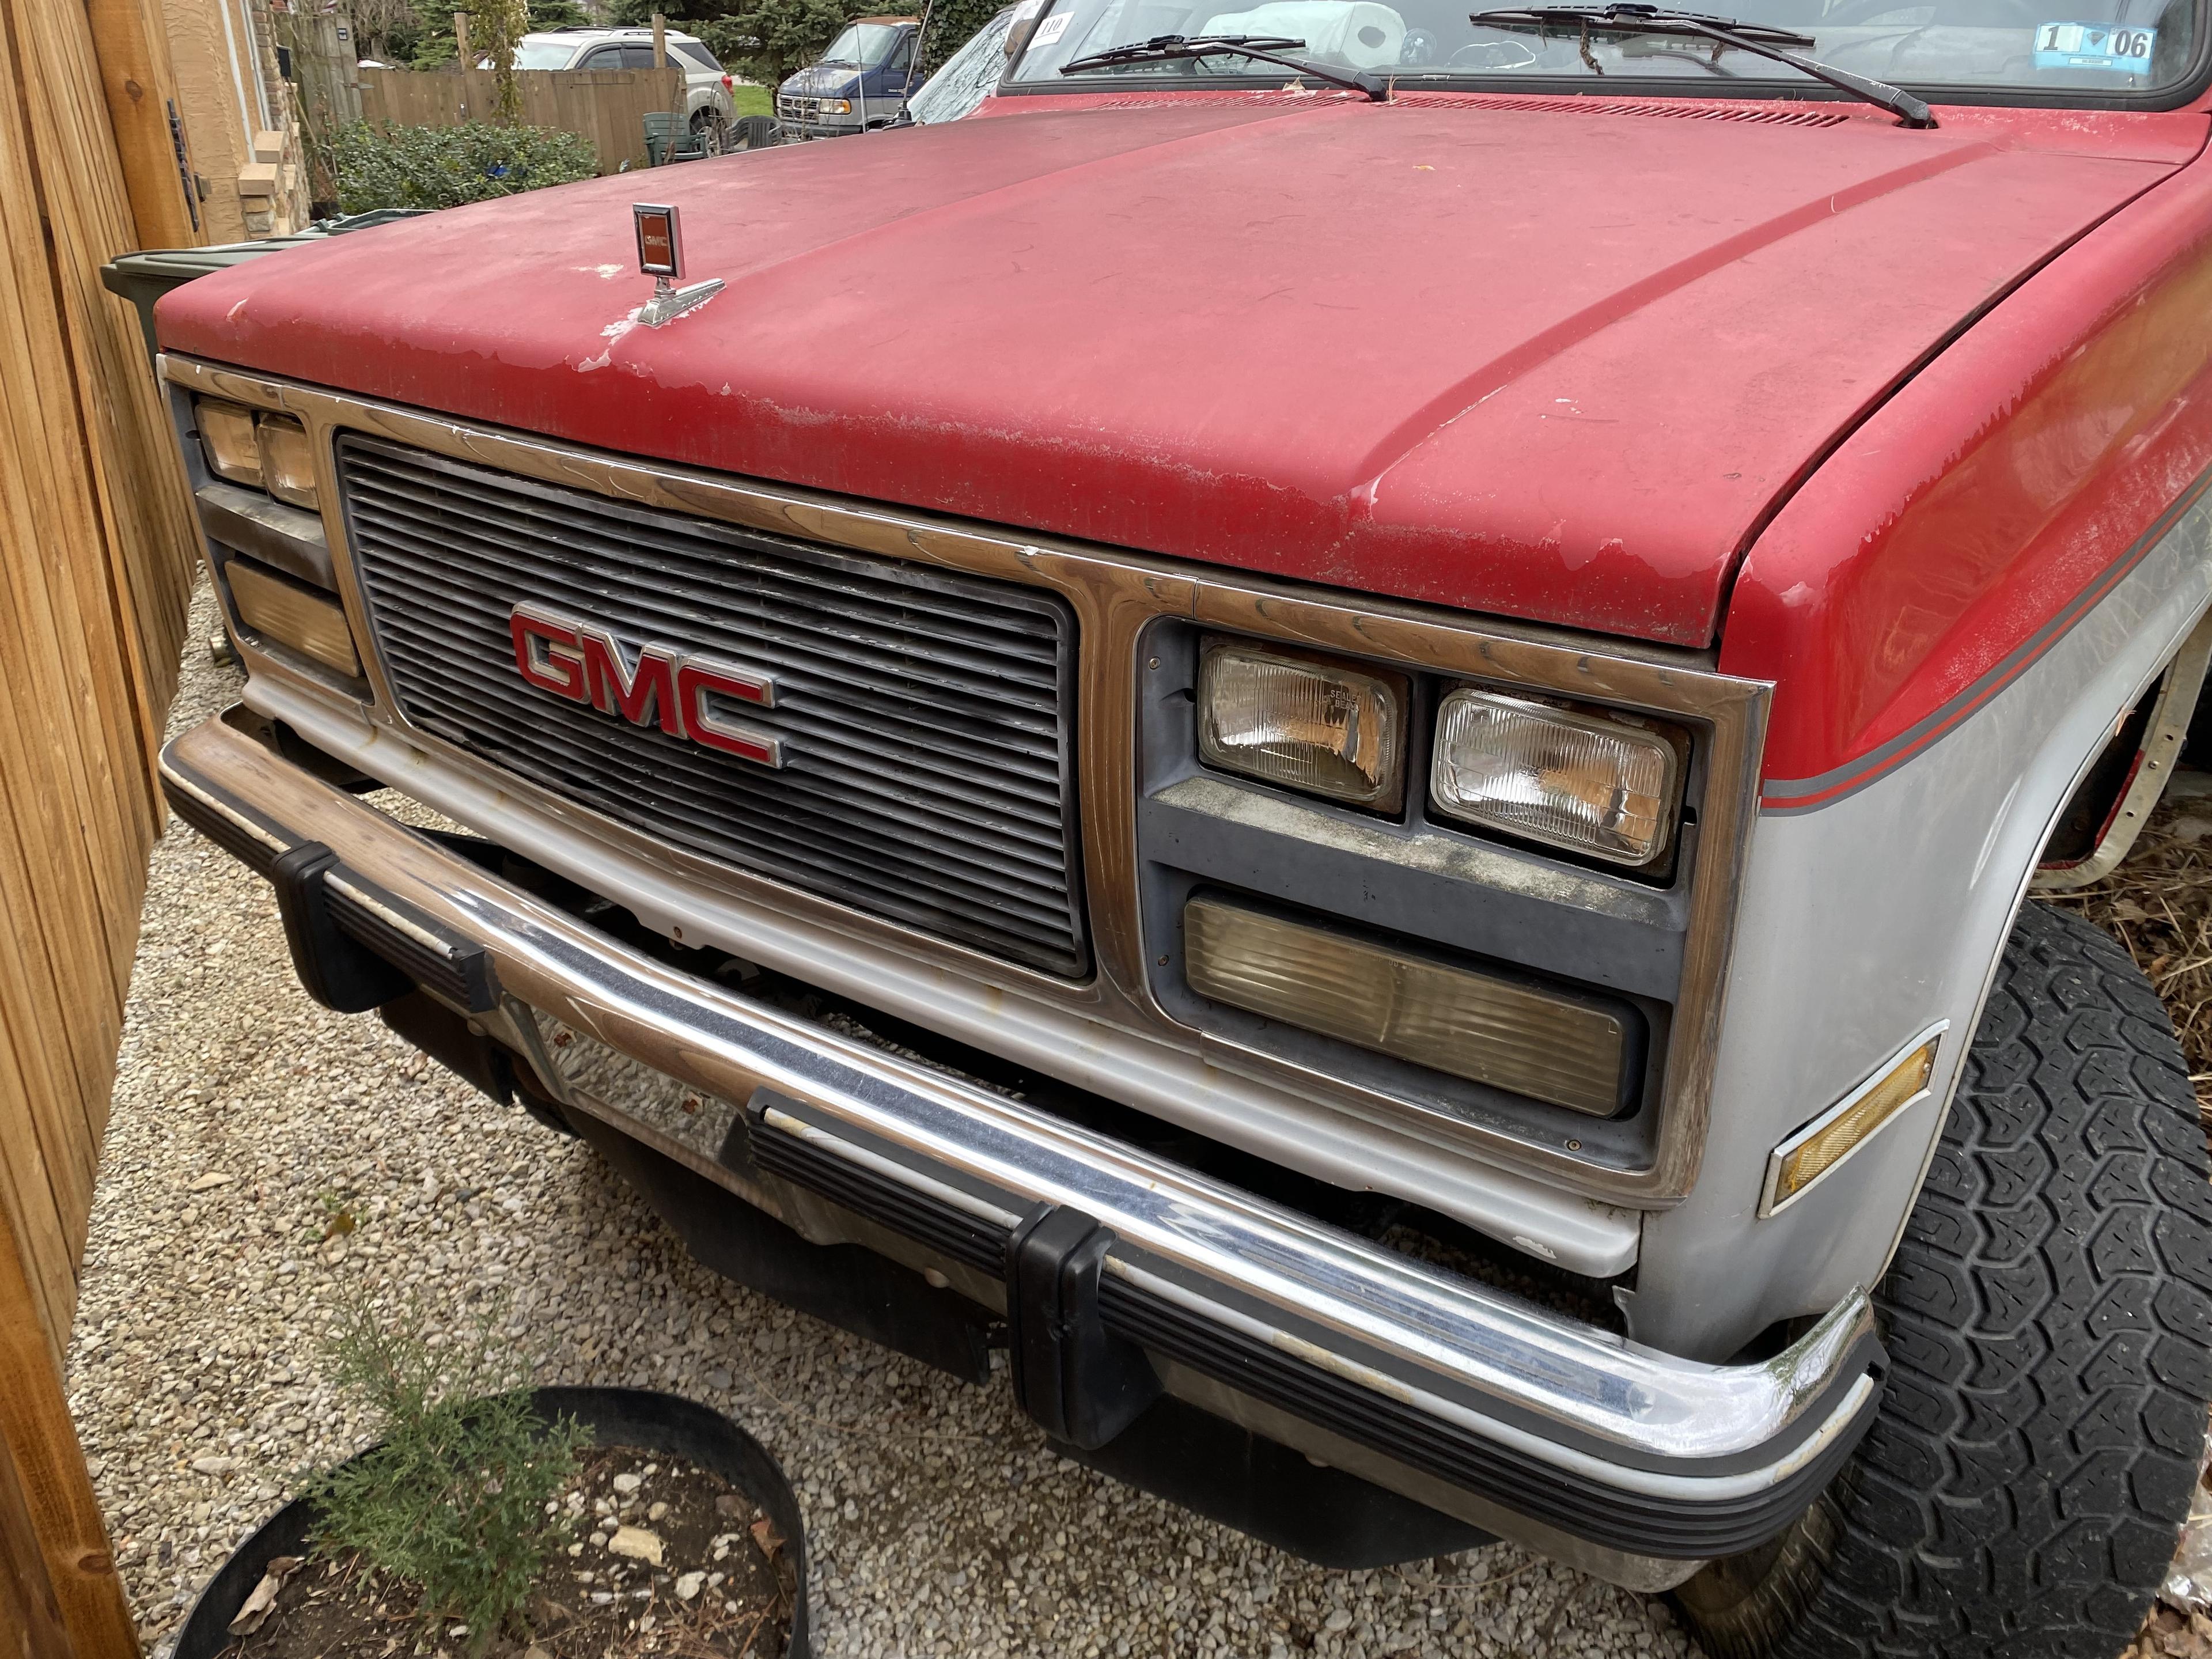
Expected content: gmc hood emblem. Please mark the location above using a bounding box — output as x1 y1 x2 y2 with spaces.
508 603 782 768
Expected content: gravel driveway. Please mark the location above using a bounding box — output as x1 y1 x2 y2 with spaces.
69 584 1696 1659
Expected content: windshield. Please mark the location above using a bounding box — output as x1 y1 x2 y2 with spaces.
511 39 578 67
821 21 910 64
1005 0 2199 98
912 7 1020 116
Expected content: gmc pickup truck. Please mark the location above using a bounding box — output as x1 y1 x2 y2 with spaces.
149 5 2212 1651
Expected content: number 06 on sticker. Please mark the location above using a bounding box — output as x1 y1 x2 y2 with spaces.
2033 21 2156 71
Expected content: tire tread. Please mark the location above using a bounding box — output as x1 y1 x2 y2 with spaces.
1776 904 2212 1658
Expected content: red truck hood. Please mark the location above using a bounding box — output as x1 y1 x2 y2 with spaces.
157 93 2192 646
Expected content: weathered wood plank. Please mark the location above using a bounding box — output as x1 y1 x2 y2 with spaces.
0 1177 138 1658
0 1410 76 1659
0 1 202 1654
84 0 203 248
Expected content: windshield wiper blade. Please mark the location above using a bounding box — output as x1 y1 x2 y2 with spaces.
1468 3 1935 125
1059 33 1391 100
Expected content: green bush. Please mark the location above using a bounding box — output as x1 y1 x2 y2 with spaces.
303 1298 588 1657
327 120 597 213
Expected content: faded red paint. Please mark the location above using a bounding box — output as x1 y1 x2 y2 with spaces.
157 92 2202 676
1726 145 2212 797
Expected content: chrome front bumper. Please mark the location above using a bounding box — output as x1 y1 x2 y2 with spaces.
160 714 1884 1589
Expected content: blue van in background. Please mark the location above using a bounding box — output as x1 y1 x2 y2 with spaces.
775 16 923 138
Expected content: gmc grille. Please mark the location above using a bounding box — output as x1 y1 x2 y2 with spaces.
336 434 1087 976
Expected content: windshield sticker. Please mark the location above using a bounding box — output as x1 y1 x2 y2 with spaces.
1029 13 1071 47
2033 21 2155 71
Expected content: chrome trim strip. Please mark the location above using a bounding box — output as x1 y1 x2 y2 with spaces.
161 714 1873 1480
158 352 1769 1206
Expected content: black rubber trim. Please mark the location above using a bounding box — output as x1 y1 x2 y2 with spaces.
162 743 498 1014
324 870 499 1013
1099 1274 1872 1559
747 1105 1013 1274
743 1089 1880 1556
160 759 290 876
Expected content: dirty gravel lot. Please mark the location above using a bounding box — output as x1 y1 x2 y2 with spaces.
70 585 1697 1659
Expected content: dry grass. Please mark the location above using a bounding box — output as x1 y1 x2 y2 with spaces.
2044 786 2212 1121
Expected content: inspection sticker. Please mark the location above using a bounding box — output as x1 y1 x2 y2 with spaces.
2033 21 2155 70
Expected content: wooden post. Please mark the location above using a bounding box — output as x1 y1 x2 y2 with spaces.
651 11 667 67
453 9 471 63
82 0 203 247
0 1205 138 1658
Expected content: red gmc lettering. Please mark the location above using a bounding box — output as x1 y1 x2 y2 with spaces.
508 603 781 767
676 660 782 768
579 628 683 736
509 607 586 701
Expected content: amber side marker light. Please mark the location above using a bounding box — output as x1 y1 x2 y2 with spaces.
1760 1027 1945 1217
1183 894 1631 1116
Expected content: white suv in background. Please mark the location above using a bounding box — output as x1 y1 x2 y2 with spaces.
510 28 739 146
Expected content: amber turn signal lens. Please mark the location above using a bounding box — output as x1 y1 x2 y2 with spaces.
256 414 319 510
225 557 360 677
1183 895 1630 1116
1763 1033 1942 1214
195 398 262 489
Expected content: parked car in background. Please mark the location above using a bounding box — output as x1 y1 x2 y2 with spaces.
511 27 738 149
775 15 922 138
904 5 1016 124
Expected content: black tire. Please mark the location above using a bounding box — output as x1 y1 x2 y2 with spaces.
689 108 730 154
1675 902 2212 1659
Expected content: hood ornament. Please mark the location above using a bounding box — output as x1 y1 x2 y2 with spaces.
631 203 724 328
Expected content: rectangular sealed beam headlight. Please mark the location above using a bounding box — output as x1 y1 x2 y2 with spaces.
225 556 360 677
1198 637 1407 811
1431 689 1683 867
255 414 318 510
1760 1029 1943 1215
1184 895 1631 1116
195 397 262 488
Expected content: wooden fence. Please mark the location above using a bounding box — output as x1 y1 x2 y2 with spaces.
1 0 204 1650
361 65 687 174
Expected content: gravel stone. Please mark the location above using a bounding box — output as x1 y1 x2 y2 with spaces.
69 582 1700 1657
